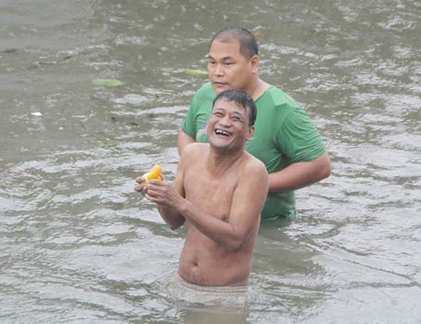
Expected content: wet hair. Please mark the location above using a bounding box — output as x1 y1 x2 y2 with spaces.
210 27 259 59
212 89 257 127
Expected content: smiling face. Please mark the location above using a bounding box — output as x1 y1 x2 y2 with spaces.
207 97 254 152
207 39 259 96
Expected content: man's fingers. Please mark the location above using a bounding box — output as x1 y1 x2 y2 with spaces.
145 192 159 202
135 180 170 205
148 179 165 185
136 176 146 184
134 182 146 192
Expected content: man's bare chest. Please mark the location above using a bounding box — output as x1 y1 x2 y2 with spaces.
184 174 237 219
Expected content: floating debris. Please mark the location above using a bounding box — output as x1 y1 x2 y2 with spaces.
96 140 120 148
252 31 266 38
92 78 125 87
2 48 19 54
29 55 73 69
185 69 208 76
169 76 184 83
405 112 421 120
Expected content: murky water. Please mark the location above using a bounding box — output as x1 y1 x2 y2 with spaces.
1 0 421 323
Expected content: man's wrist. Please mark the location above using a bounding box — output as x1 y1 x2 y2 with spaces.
176 197 189 216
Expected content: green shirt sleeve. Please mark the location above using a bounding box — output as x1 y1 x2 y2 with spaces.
182 96 198 139
275 106 326 163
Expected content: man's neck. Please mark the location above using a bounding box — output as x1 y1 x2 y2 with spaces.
206 147 245 177
248 78 271 101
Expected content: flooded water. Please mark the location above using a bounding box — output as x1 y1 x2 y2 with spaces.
1 0 421 323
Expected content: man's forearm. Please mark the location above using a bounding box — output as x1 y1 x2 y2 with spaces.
177 199 245 251
269 152 331 192
157 205 185 230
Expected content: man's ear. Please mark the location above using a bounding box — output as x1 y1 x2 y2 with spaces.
247 126 255 141
250 55 259 74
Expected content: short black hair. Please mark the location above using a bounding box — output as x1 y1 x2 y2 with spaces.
212 89 257 127
210 27 258 59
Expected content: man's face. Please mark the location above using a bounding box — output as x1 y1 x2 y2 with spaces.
207 39 258 95
207 98 254 152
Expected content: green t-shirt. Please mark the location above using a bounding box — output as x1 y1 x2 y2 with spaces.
182 82 326 220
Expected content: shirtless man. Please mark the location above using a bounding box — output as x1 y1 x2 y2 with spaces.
135 89 268 288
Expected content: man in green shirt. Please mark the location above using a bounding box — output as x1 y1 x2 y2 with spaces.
178 27 331 221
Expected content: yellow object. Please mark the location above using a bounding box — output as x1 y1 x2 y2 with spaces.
142 164 162 182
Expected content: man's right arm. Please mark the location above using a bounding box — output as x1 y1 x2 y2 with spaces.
152 158 187 230
135 154 187 230
177 130 195 155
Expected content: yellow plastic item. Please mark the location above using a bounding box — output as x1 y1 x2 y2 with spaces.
142 164 162 182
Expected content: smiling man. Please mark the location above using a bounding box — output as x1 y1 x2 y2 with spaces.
135 89 268 304
178 27 331 221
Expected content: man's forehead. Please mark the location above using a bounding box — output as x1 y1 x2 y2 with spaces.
214 99 248 114
212 36 240 46
209 39 241 53
206 52 236 60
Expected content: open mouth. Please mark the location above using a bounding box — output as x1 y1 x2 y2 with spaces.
215 129 231 137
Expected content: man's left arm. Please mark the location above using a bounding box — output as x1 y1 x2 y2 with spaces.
268 152 331 192
270 108 331 193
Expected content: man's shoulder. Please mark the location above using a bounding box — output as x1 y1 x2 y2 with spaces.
182 142 208 158
243 152 268 177
261 86 302 110
193 82 216 100
238 153 269 202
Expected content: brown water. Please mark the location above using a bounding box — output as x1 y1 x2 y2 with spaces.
1 0 421 323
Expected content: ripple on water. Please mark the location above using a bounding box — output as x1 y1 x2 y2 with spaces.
113 94 148 105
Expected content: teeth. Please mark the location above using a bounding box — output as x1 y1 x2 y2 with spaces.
215 129 230 136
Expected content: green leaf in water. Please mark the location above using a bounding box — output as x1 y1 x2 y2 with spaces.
92 78 125 87
405 112 421 120
185 69 208 76
96 140 120 148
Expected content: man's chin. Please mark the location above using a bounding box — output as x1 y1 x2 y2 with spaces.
209 138 243 153
209 137 230 149
212 84 229 94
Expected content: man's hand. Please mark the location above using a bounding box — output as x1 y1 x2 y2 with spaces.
145 180 184 210
134 171 166 195
135 175 183 210
134 174 148 196
135 174 186 230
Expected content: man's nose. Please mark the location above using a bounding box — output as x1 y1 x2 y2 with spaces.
213 63 223 76
219 115 231 126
